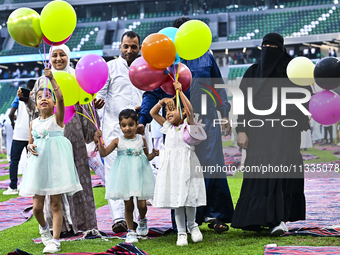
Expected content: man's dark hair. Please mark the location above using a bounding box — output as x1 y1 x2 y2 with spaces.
121 31 141 45
119 109 138 123
173 17 191 28
26 79 36 91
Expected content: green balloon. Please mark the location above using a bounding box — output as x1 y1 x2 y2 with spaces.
7 8 43 48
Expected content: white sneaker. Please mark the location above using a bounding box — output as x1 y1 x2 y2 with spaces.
270 222 288 236
125 231 138 243
188 226 203 243
136 218 148 236
43 240 60 253
3 187 18 195
176 233 188 246
39 223 53 246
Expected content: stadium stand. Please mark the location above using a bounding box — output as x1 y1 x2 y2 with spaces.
228 67 248 81
0 83 17 114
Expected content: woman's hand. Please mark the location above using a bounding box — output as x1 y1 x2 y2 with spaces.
17 87 24 98
45 68 55 81
173 81 182 91
94 98 105 109
237 132 249 149
27 144 38 156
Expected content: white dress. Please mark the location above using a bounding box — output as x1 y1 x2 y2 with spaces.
153 119 206 209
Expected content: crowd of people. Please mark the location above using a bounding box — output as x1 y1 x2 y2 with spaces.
0 17 319 254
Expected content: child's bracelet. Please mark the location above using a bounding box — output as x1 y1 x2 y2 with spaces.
53 86 60 91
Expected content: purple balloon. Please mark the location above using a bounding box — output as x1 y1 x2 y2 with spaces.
129 57 167 91
309 90 340 125
75 54 109 95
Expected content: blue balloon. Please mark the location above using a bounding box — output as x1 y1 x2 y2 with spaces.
159 27 181 64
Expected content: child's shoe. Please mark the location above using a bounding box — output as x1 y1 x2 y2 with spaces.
43 239 60 253
136 218 148 236
188 225 203 243
176 233 188 246
39 223 52 246
125 230 138 243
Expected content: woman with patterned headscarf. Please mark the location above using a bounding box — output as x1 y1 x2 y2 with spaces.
231 33 311 235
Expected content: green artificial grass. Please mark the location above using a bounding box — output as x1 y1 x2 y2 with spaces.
1 147 340 254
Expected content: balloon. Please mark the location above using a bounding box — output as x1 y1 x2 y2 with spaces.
161 63 192 95
159 27 181 64
309 90 340 125
79 89 97 105
175 20 212 60
142 33 176 69
54 105 76 124
287 56 315 86
75 54 109 95
314 57 340 90
129 57 167 91
43 34 72 46
7 8 43 47
40 0 77 42
53 71 80 106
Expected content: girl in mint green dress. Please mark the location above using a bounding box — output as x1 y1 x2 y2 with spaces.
19 68 82 254
95 109 158 243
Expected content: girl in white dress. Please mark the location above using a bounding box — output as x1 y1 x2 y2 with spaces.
150 82 206 246
94 109 158 243
19 68 82 254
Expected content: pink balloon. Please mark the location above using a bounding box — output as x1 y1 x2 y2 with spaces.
161 63 192 95
309 90 340 125
129 57 167 91
53 105 76 124
43 34 72 46
75 54 109 95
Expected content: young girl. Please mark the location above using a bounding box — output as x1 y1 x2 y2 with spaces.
150 82 206 246
94 109 158 243
19 68 82 254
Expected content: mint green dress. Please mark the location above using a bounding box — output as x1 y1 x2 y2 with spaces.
19 115 82 196
105 134 155 201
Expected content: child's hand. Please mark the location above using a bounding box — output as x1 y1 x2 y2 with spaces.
173 81 182 92
152 148 159 157
27 144 38 156
45 68 55 81
163 96 176 111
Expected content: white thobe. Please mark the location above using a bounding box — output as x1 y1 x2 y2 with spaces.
97 56 143 223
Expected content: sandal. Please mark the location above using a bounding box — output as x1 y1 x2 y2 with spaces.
112 221 127 233
208 218 229 233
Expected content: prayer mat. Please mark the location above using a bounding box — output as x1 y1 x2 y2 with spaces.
264 246 340 254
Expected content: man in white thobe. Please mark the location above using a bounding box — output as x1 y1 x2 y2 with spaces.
97 31 143 232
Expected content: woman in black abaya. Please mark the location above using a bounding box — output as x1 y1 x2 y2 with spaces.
231 33 310 235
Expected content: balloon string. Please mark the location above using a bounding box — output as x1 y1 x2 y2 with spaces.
43 41 47 69
88 101 98 128
48 43 53 69
92 99 99 129
167 73 175 82
176 62 181 81
78 104 96 128
76 111 95 125
179 91 191 116
173 64 177 82
38 49 46 68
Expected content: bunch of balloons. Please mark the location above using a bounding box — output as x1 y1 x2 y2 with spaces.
51 54 109 124
7 0 76 48
129 20 212 95
287 56 340 125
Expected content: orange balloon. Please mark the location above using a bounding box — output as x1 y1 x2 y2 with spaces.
142 33 176 69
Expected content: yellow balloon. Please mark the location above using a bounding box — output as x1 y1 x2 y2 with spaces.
40 0 77 42
175 20 212 60
79 89 97 105
287 56 315 86
54 71 80 106
7 8 43 47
